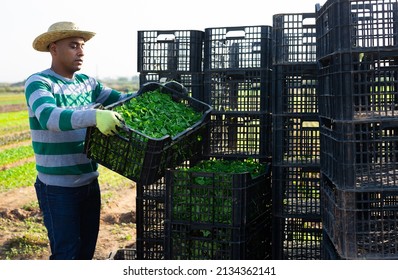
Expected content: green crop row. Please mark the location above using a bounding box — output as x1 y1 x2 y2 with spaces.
0 162 36 191
0 111 29 130
0 131 31 146
0 110 31 146
0 159 133 193
0 145 34 166
0 92 25 106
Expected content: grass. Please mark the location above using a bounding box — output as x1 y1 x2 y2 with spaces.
4 234 48 260
0 92 25 106
0 162 37 191
21 201 40 211
0 216 49 260
0 110 30 146
98 166 133 188
0 145 34 165
0 110 29 131
0 161 133 192
110 223 135 242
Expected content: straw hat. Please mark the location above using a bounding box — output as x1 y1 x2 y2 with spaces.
32 21 96 52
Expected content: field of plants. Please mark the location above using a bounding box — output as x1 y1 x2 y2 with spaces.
0 83 138 260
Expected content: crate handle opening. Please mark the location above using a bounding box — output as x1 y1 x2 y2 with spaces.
225 30 246 39
302 17 316 26
156 34 176 42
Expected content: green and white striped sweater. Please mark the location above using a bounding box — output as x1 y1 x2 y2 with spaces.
25 69 128 187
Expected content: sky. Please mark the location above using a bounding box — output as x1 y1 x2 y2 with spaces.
1 0 323 83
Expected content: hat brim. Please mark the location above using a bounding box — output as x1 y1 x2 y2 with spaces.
33 30 96 52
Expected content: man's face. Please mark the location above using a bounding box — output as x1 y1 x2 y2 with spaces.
50 37 86 75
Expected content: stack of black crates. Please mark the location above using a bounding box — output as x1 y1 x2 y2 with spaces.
202 26 273 160
317 0 398 259
272 13 322 259
135 26 273 259
165 26 273 260
165 163 272 259
135 30 205 259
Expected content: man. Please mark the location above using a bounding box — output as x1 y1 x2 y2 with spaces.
25 21 130 259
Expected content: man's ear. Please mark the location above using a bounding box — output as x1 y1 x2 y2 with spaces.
48 42 57 54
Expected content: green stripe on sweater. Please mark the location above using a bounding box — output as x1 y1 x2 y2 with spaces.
36 162 98 175
32 141 84 155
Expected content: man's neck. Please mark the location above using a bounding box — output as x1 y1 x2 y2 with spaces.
50 65 75 79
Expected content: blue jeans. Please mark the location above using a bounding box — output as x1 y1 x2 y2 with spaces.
34 177 101 260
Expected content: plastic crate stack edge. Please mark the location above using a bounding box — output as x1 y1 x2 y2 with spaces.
135 30 206 259
203 25 273 161
271 11 322 260
316 0 398 260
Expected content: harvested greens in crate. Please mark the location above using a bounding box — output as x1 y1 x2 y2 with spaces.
166 158 271 225
165 158 272 259
84 82 212 185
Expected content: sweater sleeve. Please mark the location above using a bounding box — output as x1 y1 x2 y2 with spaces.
92 80 132 107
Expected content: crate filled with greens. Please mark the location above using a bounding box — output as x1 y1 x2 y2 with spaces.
84 82 212 185
164 158 272 259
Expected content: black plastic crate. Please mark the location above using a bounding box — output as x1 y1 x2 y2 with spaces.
320 117 398 189
165 160 271 226
164 160 272 259
84 82 212 185
272 165 321 217
321 174 398 259
272 216 323 260
318 50 398 120
273 13 317 64
204 112 272 160
135 193 166 260
321 230 343 260
272 64 319 116
165 216 271 260
134 160 196 260
204 69 272 113
316 0 398 59
203 25 272 71
134 238 165 260
137 30 204 73
136 195 166 238
272 115 320 165
134 176 168 260
139 72 204 100
111 248 137 260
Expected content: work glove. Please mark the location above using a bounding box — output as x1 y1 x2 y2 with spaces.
95 110 123 136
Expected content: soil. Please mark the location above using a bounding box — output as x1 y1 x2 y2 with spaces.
0 181 137 260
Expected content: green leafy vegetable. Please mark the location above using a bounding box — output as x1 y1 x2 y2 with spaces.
115 89 202 138
183 158 267 182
